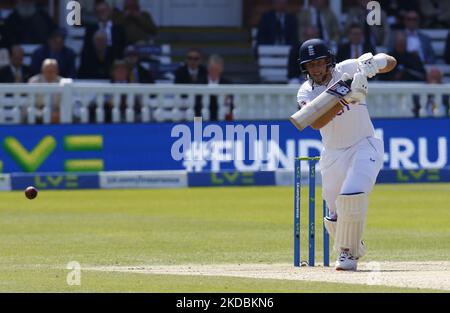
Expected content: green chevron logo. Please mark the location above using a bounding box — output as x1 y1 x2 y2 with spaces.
3 136 57 172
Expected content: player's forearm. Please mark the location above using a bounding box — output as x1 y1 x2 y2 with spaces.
311 103 343 130
375 53 397 74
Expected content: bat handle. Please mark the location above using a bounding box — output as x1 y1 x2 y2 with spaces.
344 78 353 86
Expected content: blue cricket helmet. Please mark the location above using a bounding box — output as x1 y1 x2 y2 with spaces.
298 38 336 74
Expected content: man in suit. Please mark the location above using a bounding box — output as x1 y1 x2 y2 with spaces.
345 0 391 47
297 0 340 45
3 0 56 47
287 25 319 83
174 49 208 120
0 45 31 83
82 0 126 61
30 28 76 78
124 45 154 84
381 31 426 117
78 30 114 79
444 31 450 65
337 24 376 63
174 48 208 84
419 0 450 28
382 31 426 82
112 0 158 45
402 10 435 64
256 0 298 47
206 54 233 121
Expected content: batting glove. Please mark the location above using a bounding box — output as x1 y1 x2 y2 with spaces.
345 72 368 103
357 52 379 78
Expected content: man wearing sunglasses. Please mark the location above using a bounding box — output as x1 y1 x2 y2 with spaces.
175 48 208 84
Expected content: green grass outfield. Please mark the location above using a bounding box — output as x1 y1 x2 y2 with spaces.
0 184 449 292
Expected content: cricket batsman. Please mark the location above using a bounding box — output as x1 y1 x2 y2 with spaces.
294 39 397 270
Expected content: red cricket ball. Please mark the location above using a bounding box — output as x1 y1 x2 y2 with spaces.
25 186 38 200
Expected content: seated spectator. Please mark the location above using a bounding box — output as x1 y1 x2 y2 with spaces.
0 45 31 83
174 49 207 119
30 28 76 78
112 0 158 45
379 0 420 29
205 54 233 121
0 19 8 48
423 68 449 117
256 0 298 47
444 31 450 65
3 0 56 47
82 0 126 61
336 23 376 63
297 0 340 46
287 26 319 83
124 45 154 83
345 0 391 47
419 0 450 28
381 31 426 82
78 30 114 79
174 48 208 84
401 10 435 64
90 60 142 123
28 59 62 124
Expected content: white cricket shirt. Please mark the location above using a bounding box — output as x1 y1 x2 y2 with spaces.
297 59 375 150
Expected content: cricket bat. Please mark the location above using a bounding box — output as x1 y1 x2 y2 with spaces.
289 74 353 131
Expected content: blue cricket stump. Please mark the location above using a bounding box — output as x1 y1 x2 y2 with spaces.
293 156 330 267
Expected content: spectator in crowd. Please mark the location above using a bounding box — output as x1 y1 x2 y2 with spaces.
3 0 56 47
124 45 154 83
110 60 130 84
174 48 207 84
419 0 450 28
287 26 319 83
256 0 298 47
378 0 420 29
336 23 376 63
0 18 8 48
78 30 114 79
423 68 449 117
30 28 76 78
444 31 450 64
112 0 158 45
345 0 391 47
0 45 31 83
27 59 62 124
90 60 131 123
77 0 97 26
174 49 207 120
82 0 126 61
382 31 426 117
297 0 340 46
205 54 233 121
401 10 435 64
382 31 426 82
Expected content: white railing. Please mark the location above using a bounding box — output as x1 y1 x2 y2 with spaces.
0 82 448 124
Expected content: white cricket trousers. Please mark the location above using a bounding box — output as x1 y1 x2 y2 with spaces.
320 136 384 214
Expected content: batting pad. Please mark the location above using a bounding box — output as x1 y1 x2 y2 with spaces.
333 193 368 258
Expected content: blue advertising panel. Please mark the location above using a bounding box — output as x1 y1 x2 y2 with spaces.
0 118 448 173
10 173 99 190
188 171 276 187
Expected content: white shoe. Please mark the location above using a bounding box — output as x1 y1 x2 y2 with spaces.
335 250 358 271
